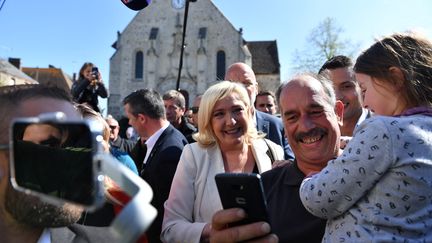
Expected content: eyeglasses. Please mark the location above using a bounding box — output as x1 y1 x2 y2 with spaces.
191 107 199 114
109 125 118 130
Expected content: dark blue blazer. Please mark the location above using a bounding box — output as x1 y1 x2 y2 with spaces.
256 110 294 160
135 124 188 243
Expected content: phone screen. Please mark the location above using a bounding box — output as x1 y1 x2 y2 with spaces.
215 173 270 226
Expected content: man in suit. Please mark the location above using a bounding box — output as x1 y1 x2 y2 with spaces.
255 90 278 115
225 62 294 160
123 89 188 243
0 85 115 243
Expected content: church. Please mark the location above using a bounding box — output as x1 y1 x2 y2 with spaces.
108 0 281 118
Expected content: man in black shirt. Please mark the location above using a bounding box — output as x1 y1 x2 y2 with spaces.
210 74 344 242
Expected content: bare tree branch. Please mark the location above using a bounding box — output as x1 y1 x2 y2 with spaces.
291 17 359 73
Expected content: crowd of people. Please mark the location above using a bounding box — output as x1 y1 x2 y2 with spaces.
1 31 432 243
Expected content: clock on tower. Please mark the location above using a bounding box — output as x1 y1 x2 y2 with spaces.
171 0 185 9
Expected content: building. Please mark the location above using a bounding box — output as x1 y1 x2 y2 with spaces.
0 58 38 86
108 0 280 118
3 57 72 92
23 66 73 93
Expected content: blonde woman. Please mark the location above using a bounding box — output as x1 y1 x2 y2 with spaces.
161 81 283 243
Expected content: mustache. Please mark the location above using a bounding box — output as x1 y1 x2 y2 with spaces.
295 127 327 142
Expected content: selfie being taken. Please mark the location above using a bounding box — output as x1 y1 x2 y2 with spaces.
1 0 431 242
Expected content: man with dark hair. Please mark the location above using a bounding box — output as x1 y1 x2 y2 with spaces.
0 84 114 242
162 90 197 143
123 89 188 243
319 55 372 136
255 90 278 115
225 62 294 160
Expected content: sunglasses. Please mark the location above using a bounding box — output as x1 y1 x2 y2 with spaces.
191 107 199 114
109 125 118 130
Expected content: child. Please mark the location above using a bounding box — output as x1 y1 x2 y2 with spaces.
300 33 432 242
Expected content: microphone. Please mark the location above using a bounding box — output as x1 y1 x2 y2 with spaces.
121 0 151 11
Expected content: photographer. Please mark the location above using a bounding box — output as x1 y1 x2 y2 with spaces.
71 62 108 113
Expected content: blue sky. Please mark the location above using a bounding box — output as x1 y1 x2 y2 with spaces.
1 0 431 100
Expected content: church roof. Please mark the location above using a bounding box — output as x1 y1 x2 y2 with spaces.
0 59 37 82
0 58 38 85
22 67 73 92
247 40 280 75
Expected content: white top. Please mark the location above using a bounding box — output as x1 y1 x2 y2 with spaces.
161 139 284 243
143 122 169 164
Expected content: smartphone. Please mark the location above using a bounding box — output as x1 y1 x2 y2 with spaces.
91 67 99 78
215 173 270 226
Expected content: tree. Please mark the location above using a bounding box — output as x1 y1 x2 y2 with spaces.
291 17 359 73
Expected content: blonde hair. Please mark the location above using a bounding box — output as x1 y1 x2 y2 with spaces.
194 81 263 147
75 103 110 142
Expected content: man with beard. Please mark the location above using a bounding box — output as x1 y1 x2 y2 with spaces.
208 74 344 242
0 85 114 243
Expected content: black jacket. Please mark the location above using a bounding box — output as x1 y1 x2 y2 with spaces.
71 78 108 112
174 116 197 143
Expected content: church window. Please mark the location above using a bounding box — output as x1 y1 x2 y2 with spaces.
149 27 159 40
216 50 226 80
198 27 207 39
135 51 144 79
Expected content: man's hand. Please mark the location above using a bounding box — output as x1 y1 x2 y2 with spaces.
209 208 278 243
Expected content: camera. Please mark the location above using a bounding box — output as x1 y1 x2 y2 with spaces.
8 112 157 241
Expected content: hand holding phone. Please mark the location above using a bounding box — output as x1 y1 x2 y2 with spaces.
91 67 99 81
215 173 270 227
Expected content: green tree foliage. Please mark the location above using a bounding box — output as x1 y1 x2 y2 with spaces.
291 17 359 73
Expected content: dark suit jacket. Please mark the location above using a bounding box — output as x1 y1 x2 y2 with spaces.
256 110 294 160
131 124 188 243
51 224 116 243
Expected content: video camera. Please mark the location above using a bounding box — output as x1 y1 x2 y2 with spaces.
7 112 156 242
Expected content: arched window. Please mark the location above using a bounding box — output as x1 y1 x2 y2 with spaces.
216 50 226 80
135 51 143 79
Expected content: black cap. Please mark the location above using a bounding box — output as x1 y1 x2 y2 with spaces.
121 0 151 11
